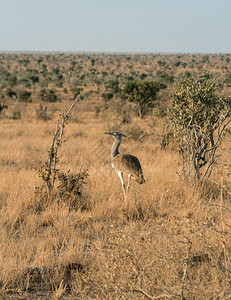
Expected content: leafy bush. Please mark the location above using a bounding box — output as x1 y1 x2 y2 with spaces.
57 169 89 210
224 73 231 85
5 88 17 99
70 87 83 98
169 76 230 181
101 92 114 102
159 72 175 84
40 89 58 102
18 90 32 102
0 102 7 114
105 79 120 94
123 80 166 118
30 76 39 84
7 76 17 87
19 78 31 88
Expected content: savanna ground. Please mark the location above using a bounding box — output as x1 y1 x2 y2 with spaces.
0 53 231 299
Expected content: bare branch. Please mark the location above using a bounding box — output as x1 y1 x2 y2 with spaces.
133 287 171 299
39 95 80 194
51 95 80 189
179 239 192 299
45 120 60 193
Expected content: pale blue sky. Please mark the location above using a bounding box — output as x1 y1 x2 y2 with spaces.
0 0 231 53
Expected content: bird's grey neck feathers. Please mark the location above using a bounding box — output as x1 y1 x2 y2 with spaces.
111 138 121 159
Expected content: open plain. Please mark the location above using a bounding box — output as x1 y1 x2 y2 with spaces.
0 53 230 299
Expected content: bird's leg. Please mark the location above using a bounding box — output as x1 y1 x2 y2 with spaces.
132 180 137 207
127 174 131 194
117 171 127 202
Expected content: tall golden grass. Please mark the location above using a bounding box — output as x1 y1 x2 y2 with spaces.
0 99 230 299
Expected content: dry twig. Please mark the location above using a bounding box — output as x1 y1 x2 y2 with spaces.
39 95 80 194
179 239 192 300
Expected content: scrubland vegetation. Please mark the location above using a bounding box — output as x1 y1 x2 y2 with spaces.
0 52 230 299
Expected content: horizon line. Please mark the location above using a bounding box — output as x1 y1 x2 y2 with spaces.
0 50 230 55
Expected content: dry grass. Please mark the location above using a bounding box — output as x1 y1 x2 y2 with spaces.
0 99 230 299
0 52 231 298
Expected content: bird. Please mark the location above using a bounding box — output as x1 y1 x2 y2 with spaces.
105 132 145 202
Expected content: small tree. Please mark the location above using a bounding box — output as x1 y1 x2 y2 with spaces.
106 78 120 94
38 96 80 194
170 76 230 181
123 80 166 118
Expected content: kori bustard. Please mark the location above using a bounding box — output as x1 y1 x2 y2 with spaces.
105 132 145 201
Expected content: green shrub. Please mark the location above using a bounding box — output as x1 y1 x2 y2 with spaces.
0 102 7 114
40 89 58 102
101 92 113 101
123 80 166 118
18 90 32 103
169 76 230 181
5 88 17 99
10 110 21 120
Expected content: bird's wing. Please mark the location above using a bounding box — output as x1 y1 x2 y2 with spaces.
113 154 144 181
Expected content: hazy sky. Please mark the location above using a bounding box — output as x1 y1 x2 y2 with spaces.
1 0 231 53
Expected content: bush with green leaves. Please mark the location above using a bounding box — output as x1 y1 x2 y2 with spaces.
18 90 32 102
105 78 120 94
224 73 231 85
30 75 39 84
7 75 17 87
170 76 230 181
0 102 7 114
101 92 114 102
123 80 166 118
40 88 58 102
5 88 17 99
70 87 83 98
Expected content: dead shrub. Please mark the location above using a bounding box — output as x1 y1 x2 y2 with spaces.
36 104 52 121
57 169 89 210
125 125 147 142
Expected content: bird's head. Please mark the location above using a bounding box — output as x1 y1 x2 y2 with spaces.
105 132 126 141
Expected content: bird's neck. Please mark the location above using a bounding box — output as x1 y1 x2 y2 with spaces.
111 139 121 159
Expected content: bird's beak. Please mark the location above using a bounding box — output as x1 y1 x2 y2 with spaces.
122 134 127 138
105 132 113 135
